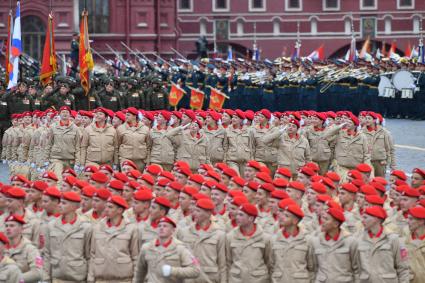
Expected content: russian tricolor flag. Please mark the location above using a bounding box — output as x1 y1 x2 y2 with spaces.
7 1 21 89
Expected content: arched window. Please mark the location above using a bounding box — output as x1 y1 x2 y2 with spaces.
21 16 45 60
79 0 109 33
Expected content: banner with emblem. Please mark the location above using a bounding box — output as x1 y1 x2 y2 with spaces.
188 87 205 110
208 86 229 111
168 83 186 108
79 9 94 95
40 13 57 86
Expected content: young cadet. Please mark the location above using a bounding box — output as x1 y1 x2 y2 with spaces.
406 206 425 283
0 232 23 283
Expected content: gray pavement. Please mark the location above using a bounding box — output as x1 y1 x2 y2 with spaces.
0 118 424 184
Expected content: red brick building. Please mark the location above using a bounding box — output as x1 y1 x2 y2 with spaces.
0 0 423 61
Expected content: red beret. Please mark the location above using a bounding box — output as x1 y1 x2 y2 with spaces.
255 172 272 184
156 178 171 187
94 188 112 200
44 187 62 199
154 196 172 208
200 164 214 172
181 186 199 197
158 171 174 182
370 181 386 194
413 168 425 179
231 176 246 187
31 180 48 192
42 171 59 182
311 182 327 194
365 206 387 220
81 186 96 198
321 177 336 190
372 177 388 186
175 166 192 177
223 109 235 117
316 194 333 204
108 180 124 191
113 172 129 183
127 170 142 180
391 170 407 181
206 170 221 182
145 164 162 176
99 164 113 174
276 167 292 178
0 232 9 245
348 113 359 126
73 179 89 190
108 195 129 209
401 187 421 198
208 110 222 122
91 172 109 184
347 170 363 180
126 181 140 191
59 106 71 113
7 187 26 199
188 174 205 185
234 109 246 120
259 109 271 119
246 160 262 171
245 181 260 191
196 198 215 210
168 181 183 192
83 165 99 173
22 111 32 117
360 185 378 196
158 216 176 227
244 110 255 121
273 178 288 189
305 162 320 173
356 163 372 173
326 208 345 223
62 191 81 202
231 196 248 206
126 107 139 116
122 160 138 170
271 190 289 200
140 174 155 186
159 110 171 121
94 107 111 117
78 110 94 118
365 195 385 206
286 204 305 219
409 206 425 219
288 181 305 192
212 183 229 193
288 118 300 128
259 183 275 193
133 190 154 201
172 110 182 120
278 198 297 209
5 214 26 225
223 168 238 178
183 109 196 121
325 171 341 182
340 183 359 194
63 176 77 187
240 203 258 217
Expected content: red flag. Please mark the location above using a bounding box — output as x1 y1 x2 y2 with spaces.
40 13 57 86
5 10 12 85
168 83 186 108
189 87 205 110
405 41 412 58
389 41 397 57
79 10 94 95
209 87 228 111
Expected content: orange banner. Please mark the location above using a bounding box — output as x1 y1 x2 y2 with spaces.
189 87 205 110
79 10 94 95
209 87 228 111
168 83 186 107
40 13 57 86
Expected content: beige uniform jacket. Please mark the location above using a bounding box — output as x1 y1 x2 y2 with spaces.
137 220 158 247
7 237 42 283
27 126 43 166
10 126 21 161
405 235 425 283
252 126 278 164
88 218 139 282
269 229 314 283
334 131 371 169
204 126 226 164
133 237 201 283
177 222 227 283
17 125 35 163
363 127 396 167
342 206 363 235
81 123 118 165
306 126 340 162
263 129 311 173
22 208 41 248
117 122 150 162
311 232 359 283
223 126 253 163
0 126 11 160
148 127 175 165
43 215 92 282
46 122 82 163
226 225 271 283
0 256 23 283
385 210 410 239
355 230 409 283
166 127 210 170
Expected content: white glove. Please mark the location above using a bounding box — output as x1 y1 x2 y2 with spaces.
162 264 172 277
181 123 190 130
279 126 287 133
168 117 175 126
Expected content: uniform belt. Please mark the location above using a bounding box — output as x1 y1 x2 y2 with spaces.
288 84 297 87
339 83 350 86
349 86 357 89
368 86 378 89
306 86 315 89
358 83 366 86
264 90 273 93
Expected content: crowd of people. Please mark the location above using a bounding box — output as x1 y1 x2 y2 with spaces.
0 105 424 282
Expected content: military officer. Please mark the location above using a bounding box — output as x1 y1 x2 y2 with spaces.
43 191 92 283
97 79 123 111
0 232 23 283
42 82 76 110
2 81 34 116
123 78 144 109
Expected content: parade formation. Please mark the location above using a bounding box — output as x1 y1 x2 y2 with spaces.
1 1 425 283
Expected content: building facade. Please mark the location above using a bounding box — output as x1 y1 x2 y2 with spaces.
0 0 423 61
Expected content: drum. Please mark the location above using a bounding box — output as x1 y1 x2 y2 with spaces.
378 76 392 97
392 70 416 91
401 88 414 99
384 87 396 98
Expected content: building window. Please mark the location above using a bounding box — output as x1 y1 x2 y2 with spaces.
384 17 392 35
323 0 340 11
213 0 230 12
79 0 109 33
311 18 318 35
200 19 207 35
285 0 302 11
413 16 420 34
344 18 352 35
360 0 377 10
178 0 193 11
237 19 244 36
397 0 414 9
273 19 280 36
249 0 266 11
